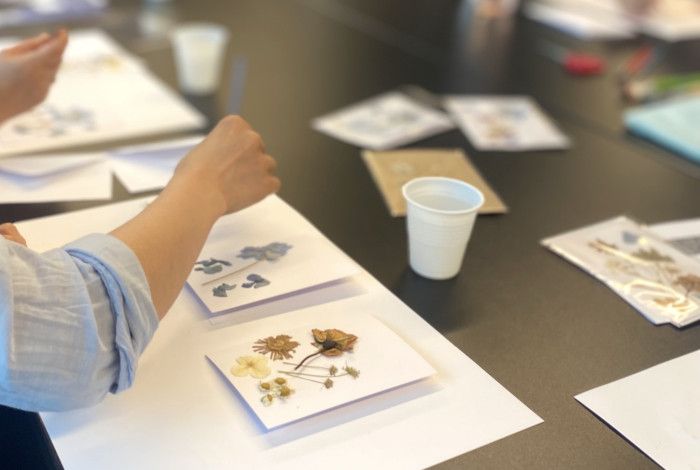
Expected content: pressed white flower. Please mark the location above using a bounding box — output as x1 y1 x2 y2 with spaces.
230 355 271 378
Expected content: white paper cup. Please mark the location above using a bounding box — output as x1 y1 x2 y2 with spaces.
171 23 229 95
402 177 484 280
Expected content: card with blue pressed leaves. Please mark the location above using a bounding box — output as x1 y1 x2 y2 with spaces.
186 195 360 314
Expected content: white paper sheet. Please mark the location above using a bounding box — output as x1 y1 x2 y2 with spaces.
651 218 700 260
15 197 542 469
445 95 570 151
187 196 360 314
107 136 202 193
0 153 111 203
576 349 700 470
312 91 454 150
0 30 205 157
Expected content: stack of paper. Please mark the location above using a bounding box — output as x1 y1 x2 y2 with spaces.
107 136 202 193
543 216 700 327
0 29 205 157
0 153 111 203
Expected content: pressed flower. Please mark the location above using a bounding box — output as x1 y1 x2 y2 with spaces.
312 329 358 355
329 365 338 376
259 382 272 391
295 328 358 370
252 335 300 361
261 394 274 407
274 377 287 385
277 385 293 398
230 355 271 379
675 274 700 297
323 378 334 389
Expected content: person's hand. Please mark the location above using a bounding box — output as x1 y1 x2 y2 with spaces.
0 30 69 124
173 115 280 215
0 223 27 246
619 0 657 16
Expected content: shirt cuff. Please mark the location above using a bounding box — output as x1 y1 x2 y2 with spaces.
64 233 159 392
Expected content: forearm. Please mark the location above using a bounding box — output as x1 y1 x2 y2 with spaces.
111 175 226 318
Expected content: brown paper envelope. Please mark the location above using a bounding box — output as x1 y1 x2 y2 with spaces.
362 148 507 216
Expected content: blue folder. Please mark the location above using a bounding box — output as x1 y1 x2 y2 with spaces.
625 96 700 163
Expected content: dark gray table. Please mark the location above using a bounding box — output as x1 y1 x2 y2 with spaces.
2 1 699 468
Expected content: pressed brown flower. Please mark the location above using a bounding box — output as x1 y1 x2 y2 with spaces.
631 248 674 263
294 328 358 370
675 274 700 297
311 329 358 356
252 334 300 361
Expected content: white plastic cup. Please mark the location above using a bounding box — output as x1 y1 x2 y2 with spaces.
171 23 229 95
402 177 484 280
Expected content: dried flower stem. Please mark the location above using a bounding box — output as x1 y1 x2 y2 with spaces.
201 260 262 286
281 373 328 386
282 362 328 370
280 370 349 379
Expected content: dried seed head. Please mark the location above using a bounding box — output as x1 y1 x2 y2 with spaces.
344 366 360 379
324 378 334 389
274 377 287 385
329 365 338 376
259 382 271 391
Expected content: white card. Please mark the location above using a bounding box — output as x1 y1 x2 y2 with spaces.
186 195 360 314
445 95 570 151
312 91 454 150
107 136 202 193
206 308 436 430
0 153 111 203
576 349 700 470
542 216 700 327
0 29 205 157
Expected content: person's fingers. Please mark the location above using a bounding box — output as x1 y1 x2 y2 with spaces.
268 175 281 193
30 29 69 67
0 223 27 246
263 154 277 174
1 32 51 56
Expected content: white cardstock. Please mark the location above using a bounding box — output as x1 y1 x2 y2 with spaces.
312 91 454 150
186 196 360 314
576 349 700 470
207 309 436 430
445 95 570 151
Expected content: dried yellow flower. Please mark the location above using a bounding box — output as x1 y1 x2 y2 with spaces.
230 355 271 379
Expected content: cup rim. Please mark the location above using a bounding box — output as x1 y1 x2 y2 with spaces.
171 22 230 40
401 176 485 215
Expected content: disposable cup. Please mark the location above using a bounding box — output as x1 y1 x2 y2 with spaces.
171 23 229 95
402 177 484 280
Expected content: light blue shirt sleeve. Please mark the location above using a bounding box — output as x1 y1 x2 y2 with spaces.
0 233 158 412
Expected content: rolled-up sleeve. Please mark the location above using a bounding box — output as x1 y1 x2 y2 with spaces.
0 234 158 412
